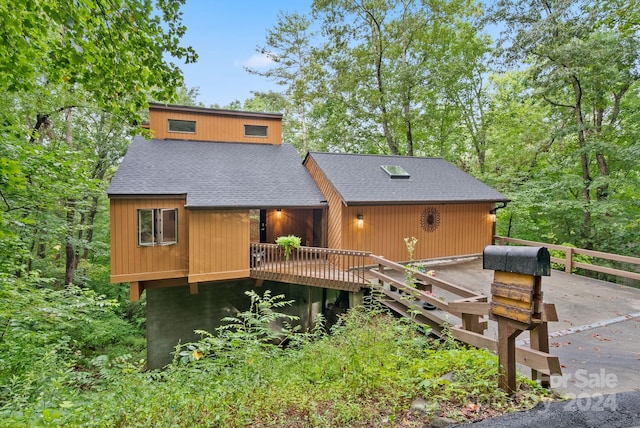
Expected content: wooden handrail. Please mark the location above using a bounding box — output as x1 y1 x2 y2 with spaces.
249 243 372 291
494 236 640 282
368 253 561 383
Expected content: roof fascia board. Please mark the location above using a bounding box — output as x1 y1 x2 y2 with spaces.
303 153 349 206
343 198 511 206
185 204 328 210
108 194 187 200
148 102 282 120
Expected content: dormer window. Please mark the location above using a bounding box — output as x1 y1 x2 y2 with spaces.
168 119 196 133
244 124 268 137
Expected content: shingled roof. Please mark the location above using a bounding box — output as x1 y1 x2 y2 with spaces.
107 137 327 209
304 152 508 205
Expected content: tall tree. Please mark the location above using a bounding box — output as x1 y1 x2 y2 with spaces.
247 12 317 153
488 0 640 248
0 0 196 280
308 0 489 157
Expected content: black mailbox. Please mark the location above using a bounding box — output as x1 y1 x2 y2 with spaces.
483 245 551 276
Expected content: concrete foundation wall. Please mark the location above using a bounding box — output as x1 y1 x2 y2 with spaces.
146 280 344 369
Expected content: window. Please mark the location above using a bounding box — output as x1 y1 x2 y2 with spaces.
244 124 268 137
138 208 178 246
168 119 196 133
381 165 410 179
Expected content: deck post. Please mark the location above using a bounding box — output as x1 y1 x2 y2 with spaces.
497 318 524 393
529 322 551 387
565 247 573 273
130 281 143 301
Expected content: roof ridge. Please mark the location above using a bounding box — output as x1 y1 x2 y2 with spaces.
308 151 444 160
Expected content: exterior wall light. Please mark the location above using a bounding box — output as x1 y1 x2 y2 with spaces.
357 213 364 229
276 209 282 219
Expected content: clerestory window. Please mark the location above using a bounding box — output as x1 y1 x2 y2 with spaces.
244 124 268 137
168 119 196 133
138 208 178 246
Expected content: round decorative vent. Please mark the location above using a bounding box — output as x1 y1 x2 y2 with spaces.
420 207 441 232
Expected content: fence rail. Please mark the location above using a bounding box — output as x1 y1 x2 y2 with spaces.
368 255 561 378
494 236 640 282
249 243 371 292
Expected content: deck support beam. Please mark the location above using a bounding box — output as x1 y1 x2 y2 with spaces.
130 281 143 301
189 282 199 295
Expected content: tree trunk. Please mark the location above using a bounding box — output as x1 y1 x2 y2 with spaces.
401 9 413 156
81 195 100 260
571 77 593 248
366 11 398 155
65 199 77 285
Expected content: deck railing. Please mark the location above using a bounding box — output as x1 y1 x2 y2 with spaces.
494 235 640 283
249 243 372 291
368 255 562 380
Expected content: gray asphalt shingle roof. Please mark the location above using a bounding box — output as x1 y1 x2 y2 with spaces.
305 152 508 205
107 137 327 209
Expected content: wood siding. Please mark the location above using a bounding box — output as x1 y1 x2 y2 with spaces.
149 109 282 144
341 203 495 261
266 208 314 246
304 157 344 250
110 198 189 283
188 210 250 283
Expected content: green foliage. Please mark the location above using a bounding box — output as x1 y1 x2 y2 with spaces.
0 289 553 426
0 0 196 115
176 290 299 364
548 243 593 272
0 275 145 418
276 235 302 261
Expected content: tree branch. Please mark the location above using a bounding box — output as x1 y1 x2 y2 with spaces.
541 95 575 109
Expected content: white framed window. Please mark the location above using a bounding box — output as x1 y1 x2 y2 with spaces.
244 124 268 137
168 119 196 133
138 208 178 246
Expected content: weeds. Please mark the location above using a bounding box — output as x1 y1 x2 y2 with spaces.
1 286 554 427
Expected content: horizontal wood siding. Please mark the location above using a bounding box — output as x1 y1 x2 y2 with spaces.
149 110 282 144
188 210 250 282
342 203 494 261
304 157 344 250
110 198 188 282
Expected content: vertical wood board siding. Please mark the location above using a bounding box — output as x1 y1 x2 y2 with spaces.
342 203 494 261
110 198 188 282
266 209 314 246
304 157 344 250
188 210 249 279
149 110 282 144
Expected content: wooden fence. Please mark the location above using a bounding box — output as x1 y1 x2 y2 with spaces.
494 236 640 282
368 255 562 381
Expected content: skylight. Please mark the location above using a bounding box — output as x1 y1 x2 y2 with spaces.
381 165 410 179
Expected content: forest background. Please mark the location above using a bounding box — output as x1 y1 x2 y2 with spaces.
0 0 638 425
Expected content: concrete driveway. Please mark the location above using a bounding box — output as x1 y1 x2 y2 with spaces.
424 257 640 396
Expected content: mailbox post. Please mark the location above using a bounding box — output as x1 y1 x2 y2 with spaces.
483 245 552 393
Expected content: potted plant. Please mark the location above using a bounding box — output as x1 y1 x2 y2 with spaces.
275 235 301 262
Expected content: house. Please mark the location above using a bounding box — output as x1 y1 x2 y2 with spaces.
108 103 328 301
107 102 508 367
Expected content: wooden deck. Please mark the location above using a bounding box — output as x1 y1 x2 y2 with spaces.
249 243 371 292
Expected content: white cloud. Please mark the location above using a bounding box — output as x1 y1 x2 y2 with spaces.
242 52 275 69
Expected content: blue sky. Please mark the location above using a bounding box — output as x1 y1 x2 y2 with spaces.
178 1 313 107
